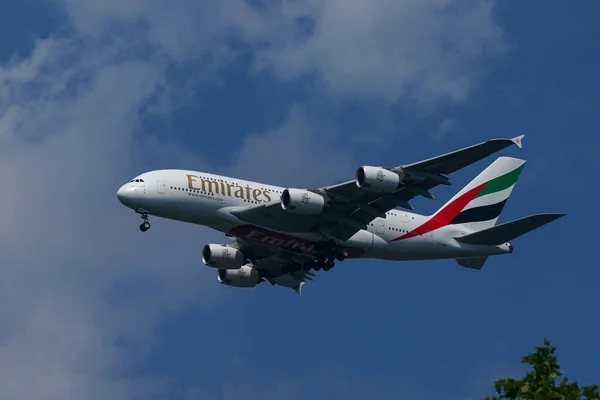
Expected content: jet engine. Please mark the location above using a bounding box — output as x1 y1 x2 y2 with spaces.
202 244 245 269
355 166 401 193
280 188 325 215
217 264 260 288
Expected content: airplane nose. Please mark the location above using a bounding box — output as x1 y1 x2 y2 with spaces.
117 184 130 206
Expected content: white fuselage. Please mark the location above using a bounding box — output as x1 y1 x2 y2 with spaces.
117 170 512 262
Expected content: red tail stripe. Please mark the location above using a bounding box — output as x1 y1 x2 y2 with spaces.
391 182 487 241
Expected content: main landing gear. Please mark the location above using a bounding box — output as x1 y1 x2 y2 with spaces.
138 211 151 232
307 240 350 272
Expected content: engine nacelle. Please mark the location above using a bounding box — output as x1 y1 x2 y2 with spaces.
202 244 245 269
355 166 401 193
217 264 260 288
280 188 325 215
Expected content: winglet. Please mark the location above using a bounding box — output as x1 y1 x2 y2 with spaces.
294 282 305 296
511 135 524 149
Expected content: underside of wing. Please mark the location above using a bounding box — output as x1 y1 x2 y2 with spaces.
224 236 318 295
230 202 321 233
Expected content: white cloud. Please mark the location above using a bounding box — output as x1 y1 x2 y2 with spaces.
0 0 510 398
252 0 507 105
0 5 225 400
59 0 264 63
429 118 456 141
230 104 356 187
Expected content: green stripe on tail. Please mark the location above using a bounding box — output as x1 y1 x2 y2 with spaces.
475 164 524 198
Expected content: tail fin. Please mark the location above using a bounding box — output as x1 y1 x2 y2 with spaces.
432 156 526 231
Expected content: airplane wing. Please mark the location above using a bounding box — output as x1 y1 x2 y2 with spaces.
230 135 525 242
226 236 316 295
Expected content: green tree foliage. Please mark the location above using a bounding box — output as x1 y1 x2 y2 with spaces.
485 339 599 400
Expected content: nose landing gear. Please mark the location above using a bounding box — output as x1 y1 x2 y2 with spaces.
140 220 151 232
137 210 151 232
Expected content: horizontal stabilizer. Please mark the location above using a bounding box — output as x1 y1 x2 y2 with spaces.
455 256 489 270
455 213 566 246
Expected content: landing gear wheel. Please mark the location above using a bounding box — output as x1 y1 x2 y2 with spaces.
139 221 150 232
336 249 349 261
323 259 335 271
138 211 151 232
312 258 327 271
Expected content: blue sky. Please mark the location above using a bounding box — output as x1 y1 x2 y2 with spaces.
0 1 598 399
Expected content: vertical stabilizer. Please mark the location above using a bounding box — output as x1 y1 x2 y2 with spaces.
433 157 526 231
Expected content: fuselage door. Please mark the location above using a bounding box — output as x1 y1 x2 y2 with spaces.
157 180 166 194
376 219 385 235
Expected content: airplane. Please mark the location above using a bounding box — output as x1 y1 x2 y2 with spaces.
116 135 565 295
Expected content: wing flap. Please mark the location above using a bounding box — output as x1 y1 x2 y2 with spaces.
455 213 566 245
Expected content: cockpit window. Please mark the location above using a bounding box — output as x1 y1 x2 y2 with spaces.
130 178 145 182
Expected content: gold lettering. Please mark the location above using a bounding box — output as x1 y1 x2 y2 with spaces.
262 190 271 202
187 175 275 203
186 174 201 190
201 178 220 194
234 185 245 198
